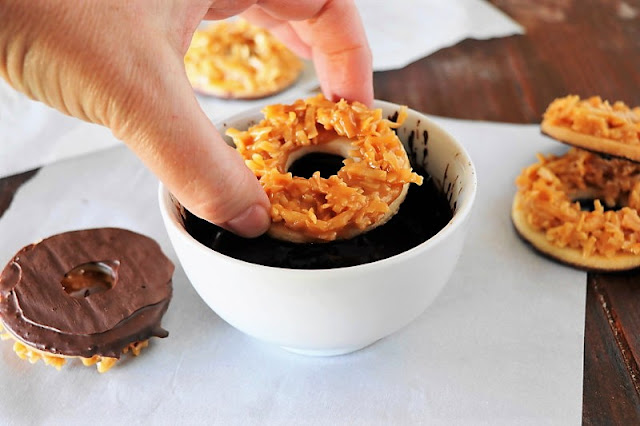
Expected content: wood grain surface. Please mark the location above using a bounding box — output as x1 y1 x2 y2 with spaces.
0 170 38 218
1 1 640 423
374 0 640 123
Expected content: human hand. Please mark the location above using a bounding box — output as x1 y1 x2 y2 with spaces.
0 0 373 237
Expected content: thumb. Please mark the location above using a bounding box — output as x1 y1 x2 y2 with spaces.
111 53 271 238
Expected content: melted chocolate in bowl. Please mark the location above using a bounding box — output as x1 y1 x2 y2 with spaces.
184 161 453 269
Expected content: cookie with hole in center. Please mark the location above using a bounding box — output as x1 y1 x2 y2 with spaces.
512 148 640 272
227 95 424 243
184 20 303 99
0 228 174 372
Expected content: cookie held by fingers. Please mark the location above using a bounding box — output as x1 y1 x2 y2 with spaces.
184 19 303 99
0 228 174 372
541 95 640 162
227 95 424 243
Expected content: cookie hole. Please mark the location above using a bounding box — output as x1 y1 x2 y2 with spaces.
61 260 119 298
575 198 621 212
288 153 345 179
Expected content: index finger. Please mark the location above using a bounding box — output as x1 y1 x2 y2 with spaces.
256 0 373 106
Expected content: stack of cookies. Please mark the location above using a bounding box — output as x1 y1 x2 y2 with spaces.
512 95 640 271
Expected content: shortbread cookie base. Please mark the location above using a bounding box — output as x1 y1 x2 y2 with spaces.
542 120 640 163
192 74 301 100
512 193 640 272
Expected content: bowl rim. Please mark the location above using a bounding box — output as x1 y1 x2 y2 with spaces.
158 100 477 275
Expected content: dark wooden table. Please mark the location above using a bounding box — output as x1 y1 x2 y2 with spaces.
1 1 639 423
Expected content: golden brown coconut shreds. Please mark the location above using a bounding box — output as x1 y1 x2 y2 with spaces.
541 95 640 162
184 19 303 99
512 148 640 271
227 94 423 243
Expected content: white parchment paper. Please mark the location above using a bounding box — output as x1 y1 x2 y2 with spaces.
0 117 583 425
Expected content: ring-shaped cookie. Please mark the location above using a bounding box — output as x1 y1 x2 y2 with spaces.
0 228 173 372
542 95 640 162
227 95 424 243
512 148 640 271
184 19 303 99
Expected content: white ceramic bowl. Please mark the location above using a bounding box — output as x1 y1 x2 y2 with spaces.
159 100 477 356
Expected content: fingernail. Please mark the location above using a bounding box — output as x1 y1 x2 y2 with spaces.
224 204 271 238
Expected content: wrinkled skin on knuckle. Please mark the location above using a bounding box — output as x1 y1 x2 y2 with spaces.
0 0 195 131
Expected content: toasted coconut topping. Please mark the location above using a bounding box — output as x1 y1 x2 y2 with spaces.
543 95 640 145
227 95 423 242
0 322 148 373
184 19 302 98
514 148 640 258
